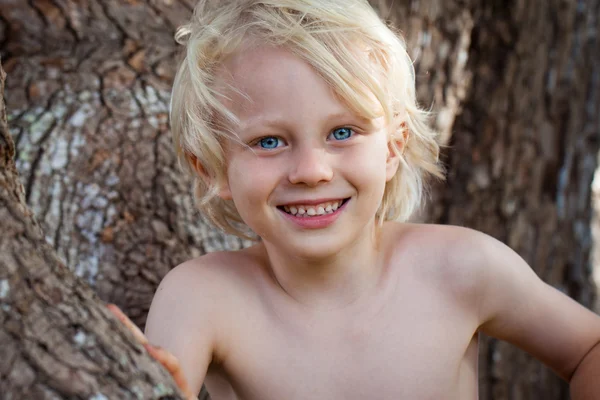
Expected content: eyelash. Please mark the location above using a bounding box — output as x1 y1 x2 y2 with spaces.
252 127 355 150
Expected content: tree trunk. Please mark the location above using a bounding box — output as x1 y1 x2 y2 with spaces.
428 1 600 399
1 1 599 400
0 60 186 399
0 0 249 329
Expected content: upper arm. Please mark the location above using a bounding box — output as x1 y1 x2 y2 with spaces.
144 260 220 396
472 231 600 381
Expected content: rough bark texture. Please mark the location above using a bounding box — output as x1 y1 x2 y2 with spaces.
0 61 185 399
1 1 599 399
432 1 600 399
0 0 249 329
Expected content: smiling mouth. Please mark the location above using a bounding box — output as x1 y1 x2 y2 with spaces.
277 198 350 217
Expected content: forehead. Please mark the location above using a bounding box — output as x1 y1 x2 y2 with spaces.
216 45 349 121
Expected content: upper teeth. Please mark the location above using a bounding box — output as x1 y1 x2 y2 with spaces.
283 200 343 216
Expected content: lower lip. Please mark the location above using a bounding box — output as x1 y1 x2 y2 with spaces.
278 200 349 229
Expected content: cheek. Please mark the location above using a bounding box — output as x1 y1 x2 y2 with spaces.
227 157 276 209
227 160 280 238
228 162 255 196
347 141 388 181
344 140 389 203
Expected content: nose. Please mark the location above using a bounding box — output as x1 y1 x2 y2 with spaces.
288 145 333 186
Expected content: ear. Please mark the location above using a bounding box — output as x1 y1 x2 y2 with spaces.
185 151 205 177
385 121 408 182
185 152 232 200
218 179 232 200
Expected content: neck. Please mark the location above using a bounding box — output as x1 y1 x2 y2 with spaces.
260 221 387 309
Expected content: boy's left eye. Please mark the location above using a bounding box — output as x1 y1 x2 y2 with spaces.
328 127 354 141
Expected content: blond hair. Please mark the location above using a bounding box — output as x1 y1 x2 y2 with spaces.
170 0 444 238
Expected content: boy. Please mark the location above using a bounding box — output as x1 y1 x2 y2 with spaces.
111 0 600 398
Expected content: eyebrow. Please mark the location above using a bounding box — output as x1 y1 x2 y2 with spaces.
241 110 372 132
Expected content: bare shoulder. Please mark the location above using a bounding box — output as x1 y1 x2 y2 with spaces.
144 246 263 394
157 248 258 292
146 247 263 333
152 245 265 304
388 221 498 251
386 223 499 295
386 223 600 380
384 222 540 329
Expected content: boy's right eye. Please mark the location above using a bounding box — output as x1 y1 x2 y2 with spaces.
256 136 283 149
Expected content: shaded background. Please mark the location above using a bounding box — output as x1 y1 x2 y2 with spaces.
1 0 599 398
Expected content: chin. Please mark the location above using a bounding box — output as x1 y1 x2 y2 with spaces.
276 232 354 261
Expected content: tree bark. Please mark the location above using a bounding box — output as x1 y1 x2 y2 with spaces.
430 1 600 399
0 60 186 399
0 0 249 329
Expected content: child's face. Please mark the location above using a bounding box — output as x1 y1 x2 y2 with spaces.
217 45 400 258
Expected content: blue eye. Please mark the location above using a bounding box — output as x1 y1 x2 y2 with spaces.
330 127 353 141
258 136 282 149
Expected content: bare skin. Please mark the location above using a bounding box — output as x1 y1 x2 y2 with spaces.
201 223 479 400
114 45 600 399
138 222 600 399
107 304 196 400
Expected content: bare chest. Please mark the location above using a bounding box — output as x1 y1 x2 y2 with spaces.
207 287 479 400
